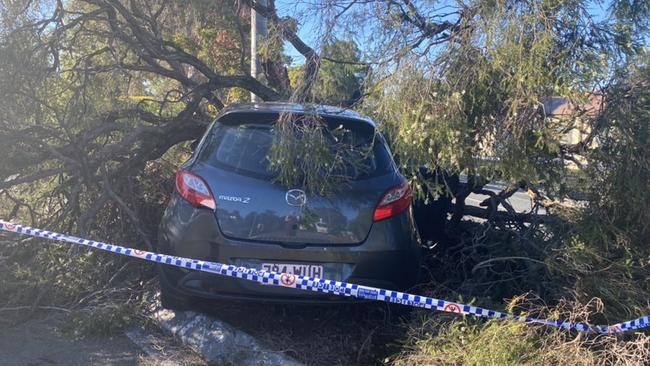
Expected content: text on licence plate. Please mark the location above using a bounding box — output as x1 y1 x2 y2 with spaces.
262 263 323 277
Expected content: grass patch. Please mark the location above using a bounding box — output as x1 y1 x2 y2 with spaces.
394 310 649 366
63 303 140 338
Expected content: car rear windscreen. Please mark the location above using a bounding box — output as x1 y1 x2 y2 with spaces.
197 117 394 180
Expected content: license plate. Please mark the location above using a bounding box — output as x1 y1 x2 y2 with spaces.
262 263 323 277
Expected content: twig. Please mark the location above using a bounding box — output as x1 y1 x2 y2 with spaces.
471 256 546 275
356 327 376 364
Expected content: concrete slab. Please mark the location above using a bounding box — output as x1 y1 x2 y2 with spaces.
152 308 302 366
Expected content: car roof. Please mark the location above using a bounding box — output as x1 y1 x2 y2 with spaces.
216 102 376 127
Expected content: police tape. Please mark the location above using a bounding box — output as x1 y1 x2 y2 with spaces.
0 220 648 334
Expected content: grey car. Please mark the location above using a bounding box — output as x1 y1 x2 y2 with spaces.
156 103 421 310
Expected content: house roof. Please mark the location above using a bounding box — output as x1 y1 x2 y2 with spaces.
543 94 604 117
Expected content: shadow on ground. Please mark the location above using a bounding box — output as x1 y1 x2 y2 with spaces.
0 312 206 366
0 313 143 366
191 299 412 366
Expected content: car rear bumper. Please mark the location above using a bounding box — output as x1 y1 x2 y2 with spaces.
157 195 421 303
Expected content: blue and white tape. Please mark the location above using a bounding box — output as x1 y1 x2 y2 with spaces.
0 220 648 334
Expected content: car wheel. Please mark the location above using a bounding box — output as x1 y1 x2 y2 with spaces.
158 268 195 311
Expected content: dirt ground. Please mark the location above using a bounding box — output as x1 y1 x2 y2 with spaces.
0 312 205 366
191 299 414 366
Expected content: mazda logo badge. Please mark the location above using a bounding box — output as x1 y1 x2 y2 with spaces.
285 189 307 207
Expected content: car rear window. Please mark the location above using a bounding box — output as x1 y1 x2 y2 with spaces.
197 117 394 180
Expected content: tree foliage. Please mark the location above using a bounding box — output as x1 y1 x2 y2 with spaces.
582 58 650 258
289 40 367 106
0 0 286 238
369 0 643 194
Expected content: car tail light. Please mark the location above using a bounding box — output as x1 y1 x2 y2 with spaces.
175 170 216 210
373 181 412 222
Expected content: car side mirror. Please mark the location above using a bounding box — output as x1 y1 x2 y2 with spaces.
190 139 199 151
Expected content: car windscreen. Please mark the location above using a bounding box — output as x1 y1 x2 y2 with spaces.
197 118 394 180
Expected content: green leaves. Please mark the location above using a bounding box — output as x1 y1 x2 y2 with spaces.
364 0 649 200
289 40 367 107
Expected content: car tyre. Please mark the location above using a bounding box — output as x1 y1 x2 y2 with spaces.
158 268 195 311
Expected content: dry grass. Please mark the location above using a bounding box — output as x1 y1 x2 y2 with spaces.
393 299 650 366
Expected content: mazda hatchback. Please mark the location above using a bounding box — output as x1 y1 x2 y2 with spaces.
157 103 421 310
